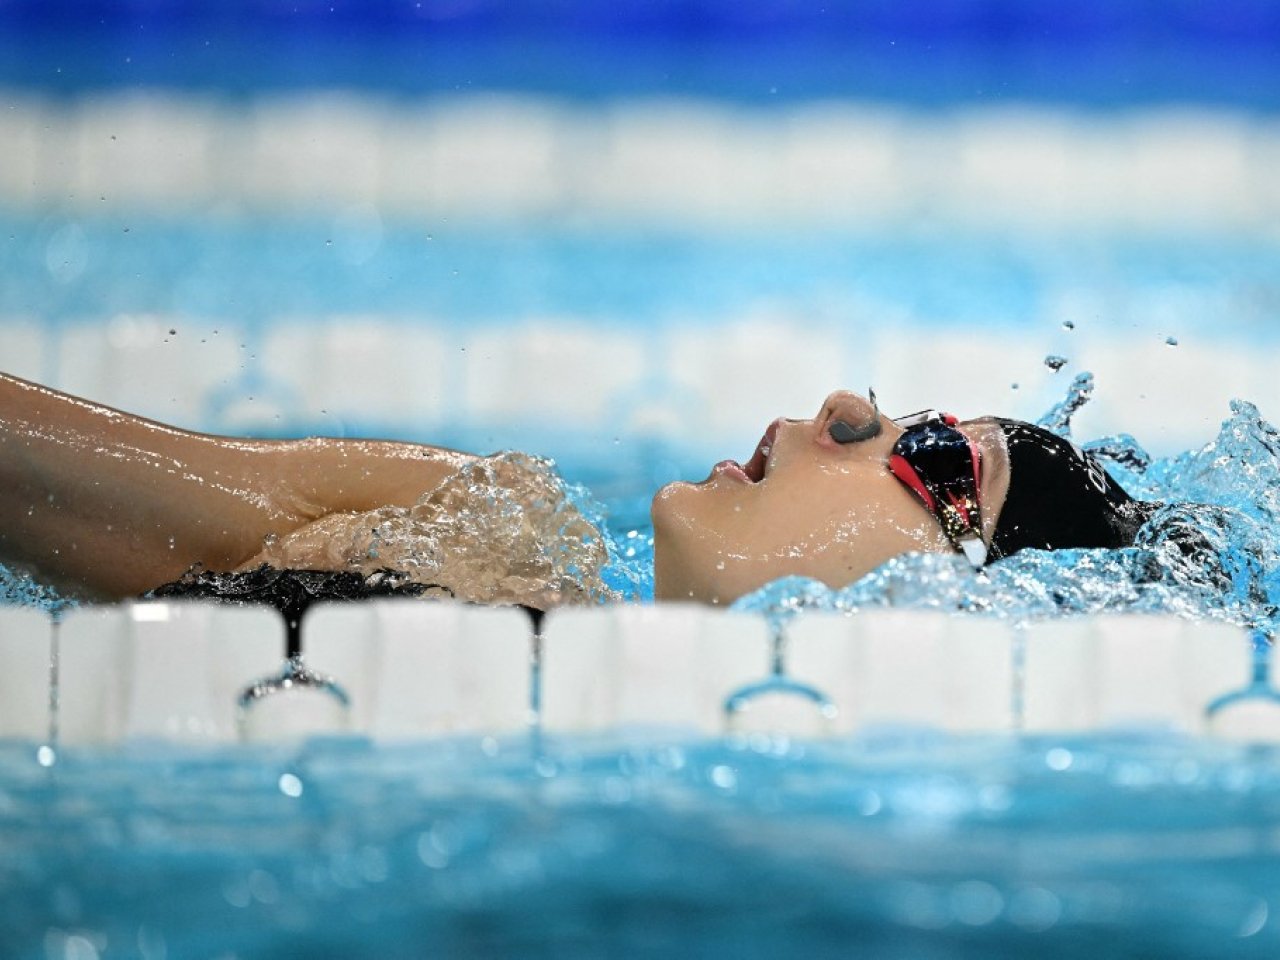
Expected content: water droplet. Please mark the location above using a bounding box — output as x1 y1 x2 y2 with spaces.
1045 747 1073 771
36 744 56 767
709 765 737 790
951 880 1004 926
325 239 332 246
278 772 303 797
1044 354 1068 372
715 561 726 571
1007 886 1061 932
1238 898 1268 938
534 757 557 778
1010 382 1019 390
1062 320 1075 330
857 789 881 816
1165 336 1179 347
247 869 280 904
168 328 176 336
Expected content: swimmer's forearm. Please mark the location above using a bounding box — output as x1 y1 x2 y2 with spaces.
0 373 474 598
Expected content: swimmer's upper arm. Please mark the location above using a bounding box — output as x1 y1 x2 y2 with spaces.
958 417 1011 546
277 437 478 515
0 371 479 598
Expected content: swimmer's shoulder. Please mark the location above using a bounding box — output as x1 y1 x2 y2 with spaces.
956 415 1013 545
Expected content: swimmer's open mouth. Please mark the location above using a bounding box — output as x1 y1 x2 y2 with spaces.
740 419 780 483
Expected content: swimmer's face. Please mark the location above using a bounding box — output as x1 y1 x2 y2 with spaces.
651 390 944 604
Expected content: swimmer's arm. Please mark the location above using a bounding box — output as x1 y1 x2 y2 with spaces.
0 372 475 599
957 417 1011 545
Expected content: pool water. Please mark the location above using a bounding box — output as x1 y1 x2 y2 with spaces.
5 201 1280 960
7 273 1280 960
4 732 1280 959
5 5 1280 954
3 377 1280 958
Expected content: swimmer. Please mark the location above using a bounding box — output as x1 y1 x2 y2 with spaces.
0 372 1152 609
652 389 1154 604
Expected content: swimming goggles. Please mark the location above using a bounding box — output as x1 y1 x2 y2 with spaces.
829 398 987 567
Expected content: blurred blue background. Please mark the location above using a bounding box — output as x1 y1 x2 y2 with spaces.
4 0 1280 107
2 0 1279 512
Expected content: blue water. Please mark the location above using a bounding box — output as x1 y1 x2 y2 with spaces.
11 371 1280 956
6 6 1280 947
4 732 1280 959
7 213 1280 337
7 213 1280 959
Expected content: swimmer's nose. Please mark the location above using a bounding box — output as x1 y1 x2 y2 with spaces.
818 389 882 443
818 389 877 424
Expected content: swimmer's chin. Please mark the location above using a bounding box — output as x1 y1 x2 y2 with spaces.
649 480 705 539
